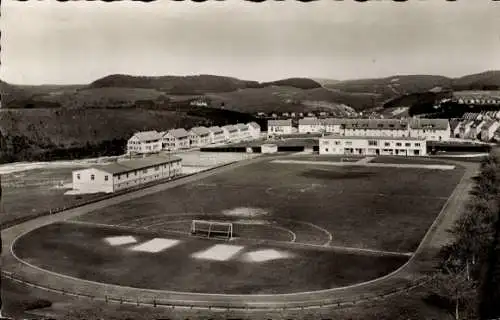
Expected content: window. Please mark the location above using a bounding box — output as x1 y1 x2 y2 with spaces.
143 169 148 174
415 143 421 147
405 143 411 147
368 140 378 146
90 174 95 181
325 148 329 152
384 142 390 147
77 174 80 180
126 173 129 178
117 175 121 180
396 142 402 147
345 141 352 146
155 166 160 171
334 141 341 145
104 175 109 181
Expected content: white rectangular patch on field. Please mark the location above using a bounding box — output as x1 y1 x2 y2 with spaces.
130 238 180 253
105 236 137 246
191 244 245 261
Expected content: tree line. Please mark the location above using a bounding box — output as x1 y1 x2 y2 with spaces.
430 151 500 319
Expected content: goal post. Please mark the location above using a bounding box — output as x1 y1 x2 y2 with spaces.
190 220 233 240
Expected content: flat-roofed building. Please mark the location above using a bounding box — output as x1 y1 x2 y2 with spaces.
162 128 190 151
127 131 163 155
207 126 225 144
267 119 293 137
319 135 427 156
189 127 211 147
72 155 182 194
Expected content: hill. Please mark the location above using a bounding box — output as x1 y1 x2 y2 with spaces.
325 75 453 103
205 86 372 114
261 78 322 90
88 74 262 94
452 71 500 91
0 106 259 164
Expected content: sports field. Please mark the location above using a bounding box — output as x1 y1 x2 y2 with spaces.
13 156 465 295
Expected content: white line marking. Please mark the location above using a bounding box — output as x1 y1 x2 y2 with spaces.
191 244 245 261
130 238 180 253
104 236 137 246
271 159 456 170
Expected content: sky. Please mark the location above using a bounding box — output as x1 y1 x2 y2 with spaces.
1 0 500 85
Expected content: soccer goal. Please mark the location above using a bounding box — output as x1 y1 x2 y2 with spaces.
190 220 233 240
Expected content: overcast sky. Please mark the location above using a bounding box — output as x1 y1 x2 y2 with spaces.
1 0 499 85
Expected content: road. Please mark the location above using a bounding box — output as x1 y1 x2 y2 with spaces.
1 155 478 309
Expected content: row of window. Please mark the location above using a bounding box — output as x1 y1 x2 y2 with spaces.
323 140 422 147
76 163 180 181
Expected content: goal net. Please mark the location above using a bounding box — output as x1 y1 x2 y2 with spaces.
190 220 233 240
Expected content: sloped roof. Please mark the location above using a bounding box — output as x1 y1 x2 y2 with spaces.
132 130 162 141
208 126 224 134
94 155 181 175
190 126 211 136
236 123 249 130
222 125 238 132
247 122 261 129
343 119 408 130
166 128 189 138
408 119 449 130
321 134 425 141
481 120 498 131
299 118 322 125
268 119 292 126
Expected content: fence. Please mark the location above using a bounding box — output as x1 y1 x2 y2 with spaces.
0 269 431 311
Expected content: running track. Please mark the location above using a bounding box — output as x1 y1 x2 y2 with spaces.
1 155 478 309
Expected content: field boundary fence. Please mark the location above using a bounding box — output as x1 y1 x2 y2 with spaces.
0 269 431 310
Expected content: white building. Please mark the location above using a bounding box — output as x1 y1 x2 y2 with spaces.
236 123 252 141
72 155 182 194
189 127 211 147
222 125 239 142
319 135 427 157
297 117 450 141
467 120 486 140
458 120 475 139
267 119 293 137
261 144 278 154
127 131 163 155
480 120 500 141
162 128 190 151
247 122 261 139
408 119 451 141
298 117 324 134
207 126 226 144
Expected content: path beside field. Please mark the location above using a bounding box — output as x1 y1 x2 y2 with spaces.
1 155 478 309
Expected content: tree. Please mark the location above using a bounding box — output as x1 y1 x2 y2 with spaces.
428 269 478 320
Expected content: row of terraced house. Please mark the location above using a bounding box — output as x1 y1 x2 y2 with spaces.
126 122 262 155
451 111 500 141
268 117 451 141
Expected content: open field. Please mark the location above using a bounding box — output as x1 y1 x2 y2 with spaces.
14 221 406 294
76 158 464 252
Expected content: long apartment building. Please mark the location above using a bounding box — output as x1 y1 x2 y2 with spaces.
319 135 427 157
298 118 451 141
72 155 182 193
